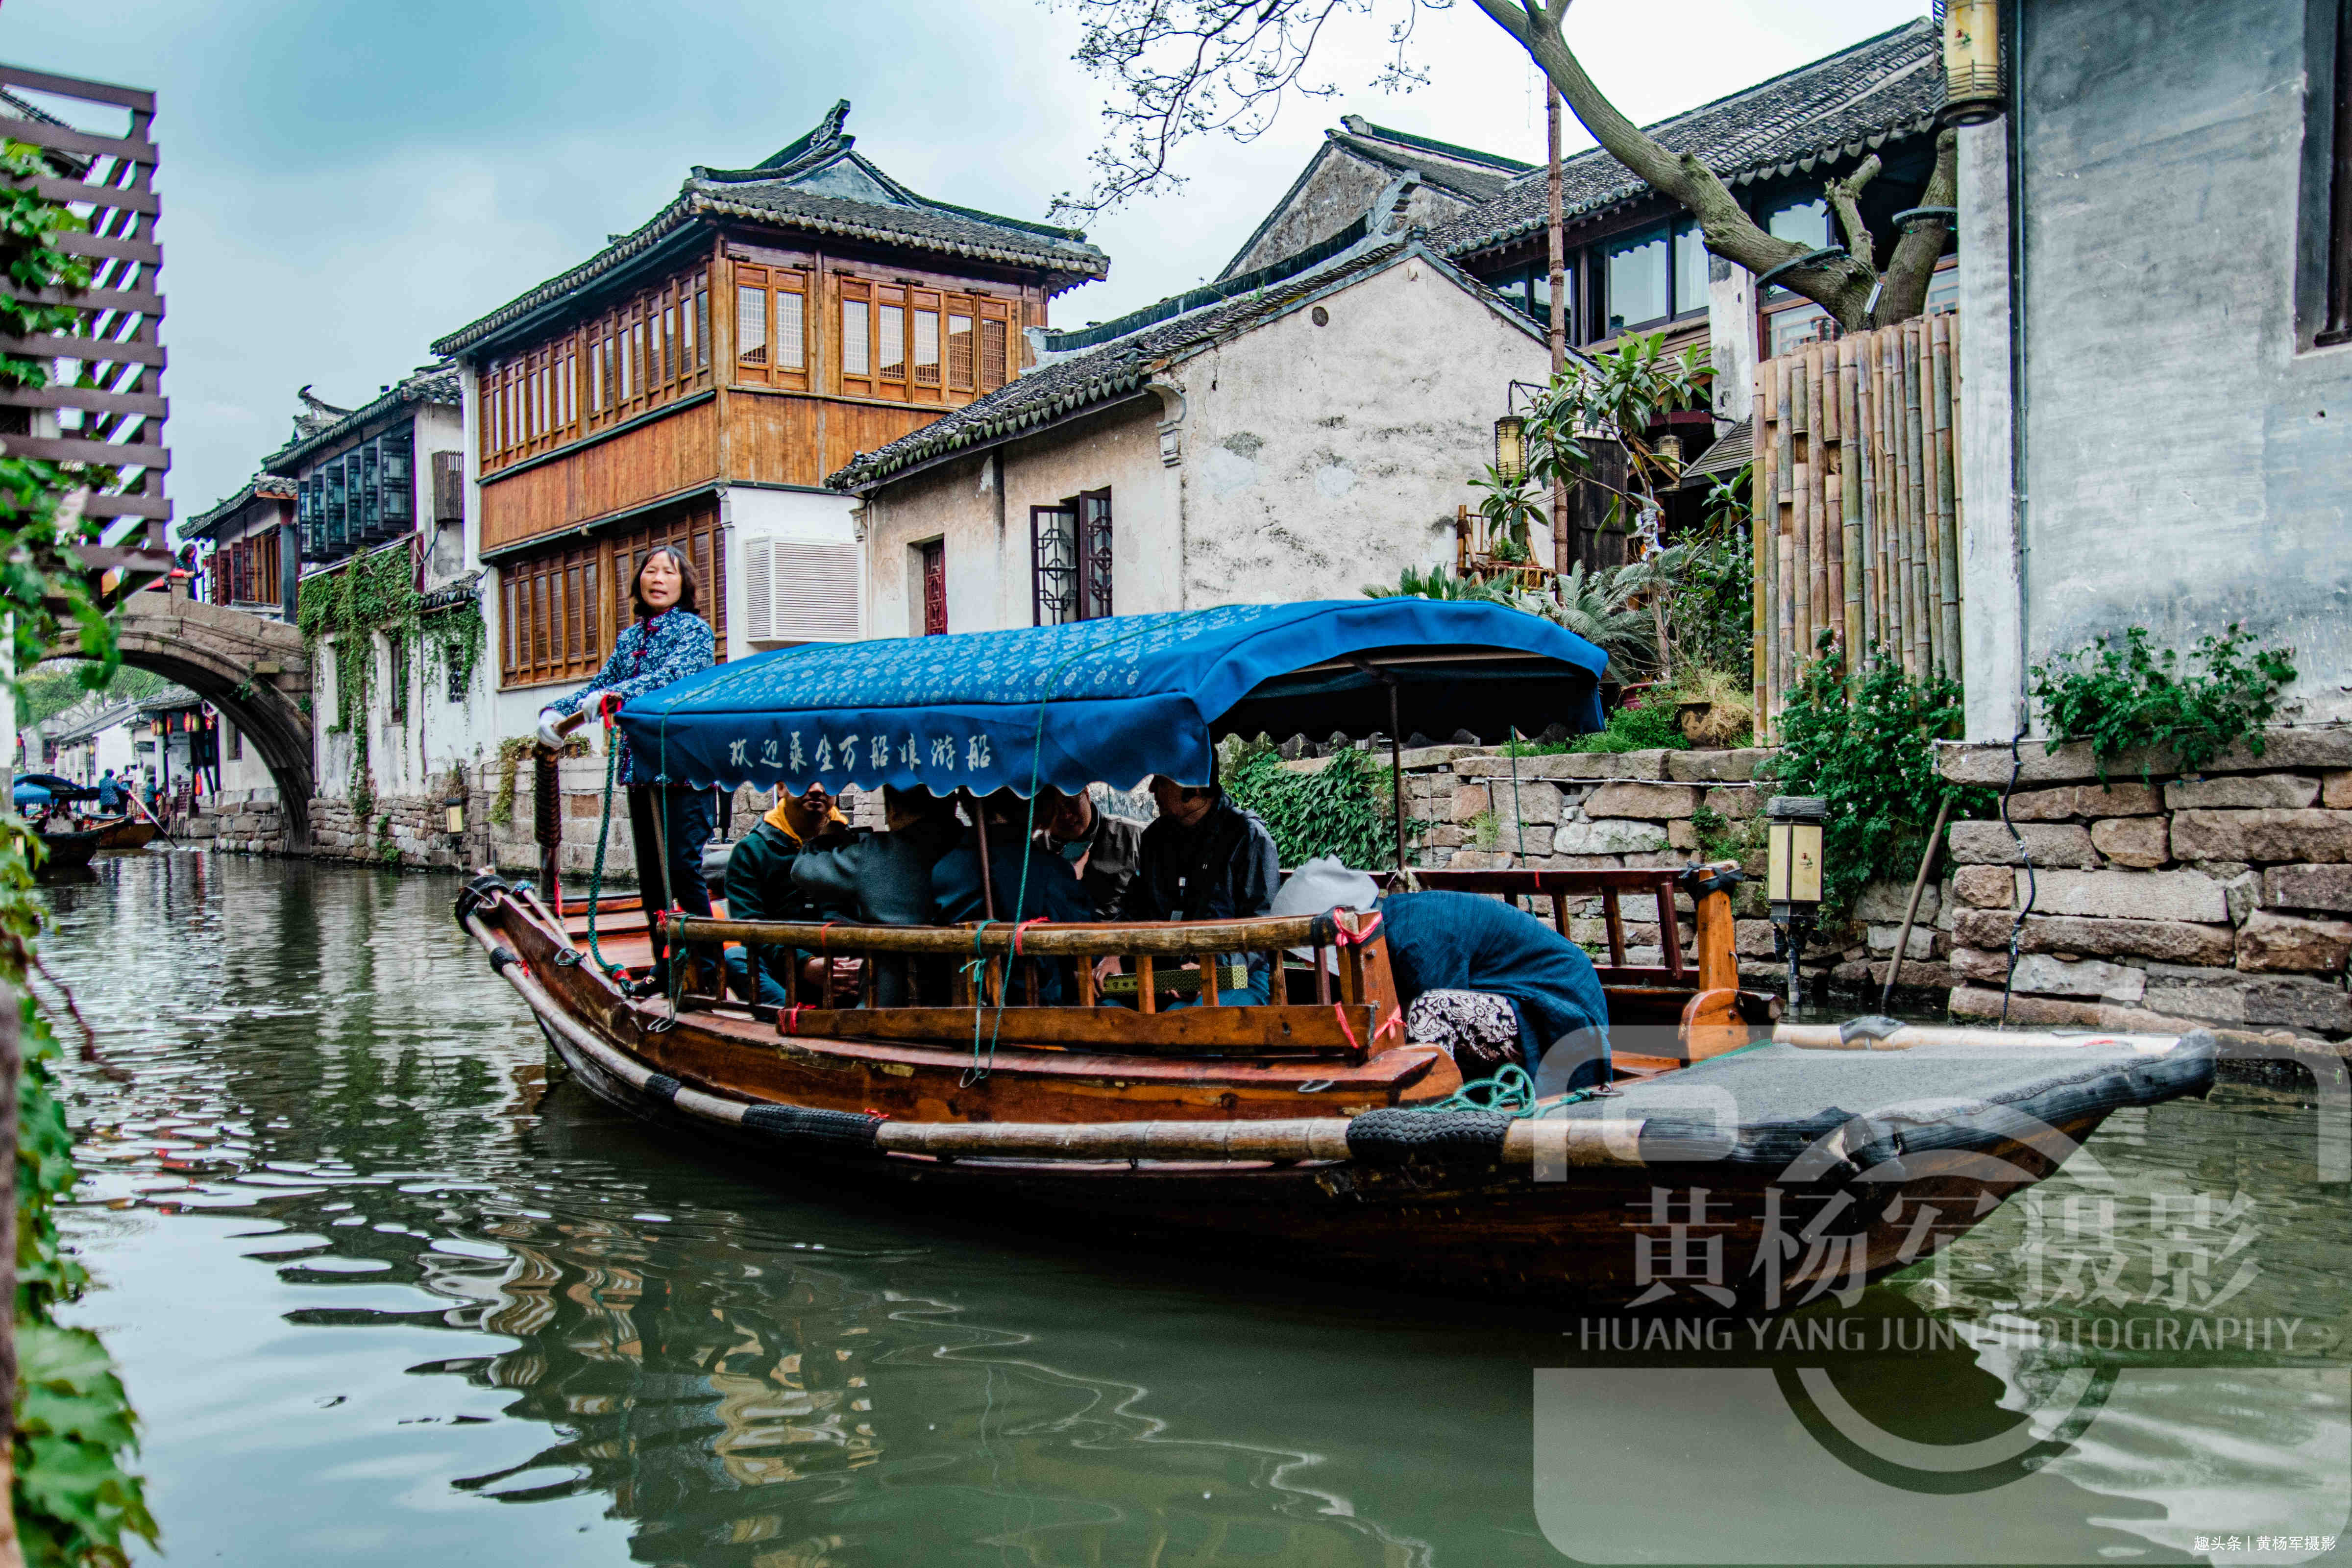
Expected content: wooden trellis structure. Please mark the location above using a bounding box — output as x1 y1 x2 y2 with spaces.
1750 315 1961 739
0 62 174 595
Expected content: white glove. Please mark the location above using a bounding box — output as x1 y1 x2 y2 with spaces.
537 708 565 748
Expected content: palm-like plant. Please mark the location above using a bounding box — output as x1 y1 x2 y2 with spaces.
1503 564 1655 678
1361 564 1511 602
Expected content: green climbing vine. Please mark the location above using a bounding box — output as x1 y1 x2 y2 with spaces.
1 139 158 1565
296 545 419 804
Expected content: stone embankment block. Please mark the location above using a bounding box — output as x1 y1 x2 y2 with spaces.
1938 730 2352 1040
2022 869 2232 923
2170 809 2352 864
1948 821 2097 867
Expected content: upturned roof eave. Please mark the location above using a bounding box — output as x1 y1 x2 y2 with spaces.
433 184 1112 361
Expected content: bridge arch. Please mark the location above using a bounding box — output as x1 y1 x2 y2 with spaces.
50 593 315 850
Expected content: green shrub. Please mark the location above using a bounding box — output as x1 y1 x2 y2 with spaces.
2029 624 2296 781
1573 697 1689 755
1765 643 1994 916
1225 746 1405 869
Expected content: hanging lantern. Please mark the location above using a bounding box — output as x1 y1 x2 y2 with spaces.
1656 433 1684 476
1765 795 1828 1005
1493 414 1527 486
443 794 467 836
1940 0 2004 125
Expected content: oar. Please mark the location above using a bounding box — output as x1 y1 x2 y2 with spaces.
126 786 176 845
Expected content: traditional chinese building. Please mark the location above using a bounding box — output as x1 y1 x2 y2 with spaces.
833 192 1551 636
427 99 1109 729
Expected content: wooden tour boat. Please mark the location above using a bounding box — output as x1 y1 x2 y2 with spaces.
462 602 2217 1312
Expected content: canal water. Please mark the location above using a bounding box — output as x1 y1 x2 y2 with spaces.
33 855 2352 1566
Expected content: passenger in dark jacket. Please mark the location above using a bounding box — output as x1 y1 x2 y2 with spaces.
1376 890 1612 1088
788 787 962 1005
1035 785 1144 914
933 793 1096 1004
722 784 848 1005
1119 775 1281 1005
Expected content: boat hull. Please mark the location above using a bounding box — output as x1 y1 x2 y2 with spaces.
468 882 2216 1313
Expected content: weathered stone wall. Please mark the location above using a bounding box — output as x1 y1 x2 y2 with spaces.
178 787 290 855
1373 742 1960 997
1938 727 2352 1044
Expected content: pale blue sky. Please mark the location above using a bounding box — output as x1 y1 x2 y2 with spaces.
2 0 1926 519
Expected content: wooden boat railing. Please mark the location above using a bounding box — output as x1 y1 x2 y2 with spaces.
660 908 1394 1063
650 862 1757 1066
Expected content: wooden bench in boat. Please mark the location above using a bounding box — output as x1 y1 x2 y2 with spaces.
626 860 1763 1071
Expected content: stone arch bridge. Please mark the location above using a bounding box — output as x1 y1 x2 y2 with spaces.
50 592 314 849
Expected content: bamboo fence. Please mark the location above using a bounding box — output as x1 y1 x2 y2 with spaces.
1750 314 1962 740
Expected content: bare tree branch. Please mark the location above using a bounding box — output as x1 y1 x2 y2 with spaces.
1052 0 1947 330
1824 153 1881 273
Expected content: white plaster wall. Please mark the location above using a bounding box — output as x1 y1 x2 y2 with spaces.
1168 255 1550 606
862 401 1172 637
216 718 274 794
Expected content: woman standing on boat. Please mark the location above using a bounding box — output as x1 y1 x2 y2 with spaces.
536 545 715 991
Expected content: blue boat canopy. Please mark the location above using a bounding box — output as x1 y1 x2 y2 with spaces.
617 600 1608 797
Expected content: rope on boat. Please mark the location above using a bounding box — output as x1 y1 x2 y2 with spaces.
963 610 1226 1087
1402 1063 1604 1119
582 702 628 978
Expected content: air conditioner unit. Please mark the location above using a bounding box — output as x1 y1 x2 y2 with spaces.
742 536 861 644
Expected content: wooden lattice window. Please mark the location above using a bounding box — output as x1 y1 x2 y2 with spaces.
480 263 711 474
733 262 812 390
497 503 728 690
921 539 947 636
1030 489 1112 626
833 273 1017 403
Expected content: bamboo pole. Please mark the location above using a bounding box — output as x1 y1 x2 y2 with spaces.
1917 319 1945 676
1932 315 1962 680
1805 344 1829 659
1788 356 1809 667
1853 331 1872 649
1752 374 1771 737
1775 358 1796 710
1901 323 1927 677
1877 330 1901 673
1879 328 1900 664
1838 338 1862 675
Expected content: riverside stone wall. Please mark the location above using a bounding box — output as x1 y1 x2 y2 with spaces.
1937 727 2352 1047
1356 743 1951 996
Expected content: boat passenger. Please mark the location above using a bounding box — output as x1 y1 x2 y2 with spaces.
1118 770 1280 1006
1376 890 1612 1089
1034 785 1143 914
721 783 848 1005
96 769 122 814
535 545 717 994
788 785 962 1005
934 791 1096 926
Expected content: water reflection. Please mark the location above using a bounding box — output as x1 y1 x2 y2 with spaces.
34 856 2352 1567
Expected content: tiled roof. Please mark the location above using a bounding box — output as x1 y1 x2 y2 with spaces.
1218 118 1527 280
263 366 460 473
830 233 1537 492
183 472 296 541
1684 416 1754 485
431 101 1109 358
1431 18 1943 259
1330 118 1529 204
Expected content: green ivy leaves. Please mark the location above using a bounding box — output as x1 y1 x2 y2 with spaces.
2030 625 2297 783
1765 641 1992 917
1225 746 1407 870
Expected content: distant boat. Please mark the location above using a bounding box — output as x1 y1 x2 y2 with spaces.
90 815 159 852
33 826 103 880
